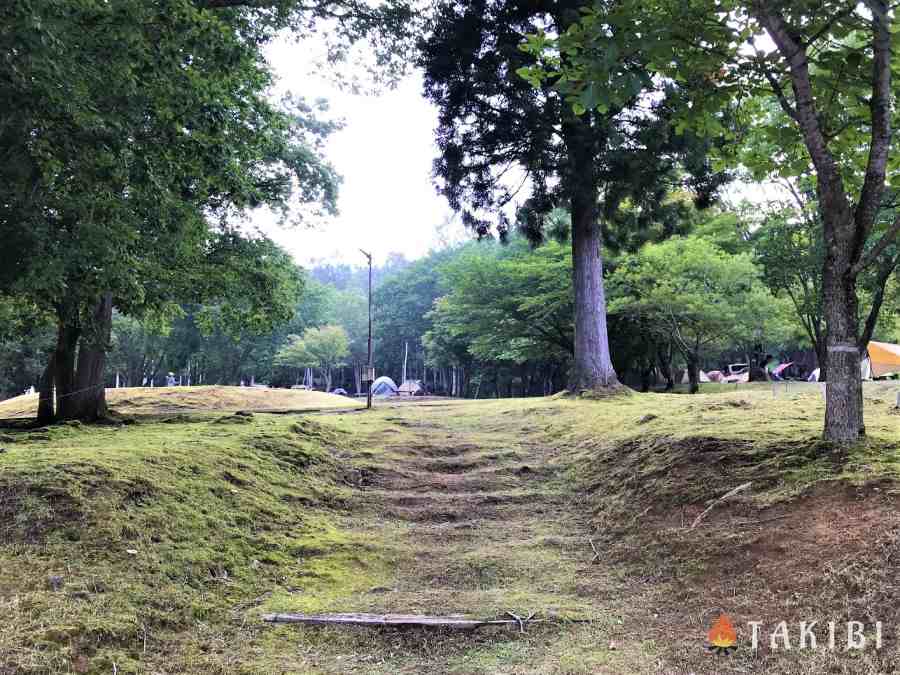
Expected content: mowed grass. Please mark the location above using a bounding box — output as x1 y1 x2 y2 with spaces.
0 384 899 673
0 385 363 419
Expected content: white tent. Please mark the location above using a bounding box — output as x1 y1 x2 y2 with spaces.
681 369 711 384
398 379 426 396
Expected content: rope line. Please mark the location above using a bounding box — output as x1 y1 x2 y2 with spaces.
47 382 108 400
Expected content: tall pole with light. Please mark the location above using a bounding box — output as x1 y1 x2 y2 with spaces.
360 249 373 410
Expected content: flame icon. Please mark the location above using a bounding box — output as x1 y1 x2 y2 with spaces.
707 614 737 654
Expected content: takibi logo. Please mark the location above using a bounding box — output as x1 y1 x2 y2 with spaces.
704 615 885 654
707 614 737 654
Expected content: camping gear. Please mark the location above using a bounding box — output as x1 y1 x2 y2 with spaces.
865 341 900 378
371 376 399 397
680 369 711 384
398 380 426 396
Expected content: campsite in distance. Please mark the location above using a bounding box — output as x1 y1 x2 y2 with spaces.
2 1 900 673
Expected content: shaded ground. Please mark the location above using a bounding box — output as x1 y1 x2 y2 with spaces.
264 391 900 674
2 388 900 673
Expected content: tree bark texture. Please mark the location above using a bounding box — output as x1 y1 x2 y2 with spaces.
562 109 619 392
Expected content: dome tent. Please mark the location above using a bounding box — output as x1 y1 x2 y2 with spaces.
371 376 399 397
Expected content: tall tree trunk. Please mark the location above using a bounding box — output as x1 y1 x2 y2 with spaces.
640 362 653 393
814 338 828 382
52 315 81 421
751 3 890 443
823 262 864 441
37 354 55 423
569 212 618 390
563 110 618 392
67 292 113 422
687 355 700 395
657 343 674 391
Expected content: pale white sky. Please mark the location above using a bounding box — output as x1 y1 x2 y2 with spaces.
252 36 462 266
252 32 781 268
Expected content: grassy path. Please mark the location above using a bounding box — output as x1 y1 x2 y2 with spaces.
266 393 900 674
275 401 652 674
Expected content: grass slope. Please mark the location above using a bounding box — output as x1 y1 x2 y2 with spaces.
1 385 899 673
0 412 383 673
264 388 900 674
0 385 362 419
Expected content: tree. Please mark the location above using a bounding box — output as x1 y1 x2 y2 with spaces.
275 325 350 391
327 290 368 394
429 240 573 363
752 198 827 379
372 249 452 387
0 299 54 400
0 1 338 421
0 0 412 422
107 316 170 388
424 238 574 397
609 236 792 393
523 1 900 440
418 0 726 393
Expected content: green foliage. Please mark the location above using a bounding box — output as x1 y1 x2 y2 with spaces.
327 290 369 367
609 235 796 365
518 0 900 218
425 239 573 365
1 0 339 320
751 202 826 351
276 325 350 390
372 249 452 378
750 192 899 352
0 0 415 418
0 299 54 398
276 327 349 370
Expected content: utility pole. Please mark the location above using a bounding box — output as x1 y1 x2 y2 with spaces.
360 249 373 410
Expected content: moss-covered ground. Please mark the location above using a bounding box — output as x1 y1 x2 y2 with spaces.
1 383 899 673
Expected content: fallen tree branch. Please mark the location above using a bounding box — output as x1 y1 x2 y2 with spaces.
505 610 536 633
262 612 590 631
690 482 753 530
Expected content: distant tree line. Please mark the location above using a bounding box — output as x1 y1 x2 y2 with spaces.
2 200 896 401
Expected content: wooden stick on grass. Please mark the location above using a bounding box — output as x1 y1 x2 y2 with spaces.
262 612 589 631
690 481 753 530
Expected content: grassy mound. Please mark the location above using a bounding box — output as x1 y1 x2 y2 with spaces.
537 385 900 672
0 413 383 674
0 385 362 419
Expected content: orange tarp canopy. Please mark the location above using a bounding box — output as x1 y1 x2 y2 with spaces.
867 341 900 377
